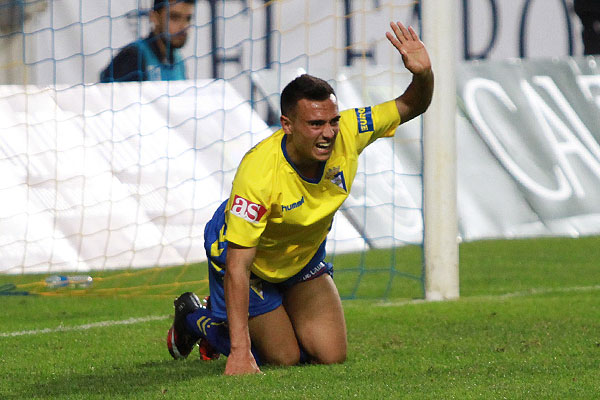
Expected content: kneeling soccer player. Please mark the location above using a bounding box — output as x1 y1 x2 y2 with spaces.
167 21 434 375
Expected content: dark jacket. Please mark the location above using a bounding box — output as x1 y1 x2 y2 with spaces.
574 0 600 15
100 33 185 82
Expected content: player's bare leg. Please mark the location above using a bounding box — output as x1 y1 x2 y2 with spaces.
282 273 347 364
248 304 301 366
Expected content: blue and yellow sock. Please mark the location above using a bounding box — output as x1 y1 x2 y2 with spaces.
185 308 262 365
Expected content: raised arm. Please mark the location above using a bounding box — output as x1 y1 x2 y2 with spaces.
223 242 261 375
386 21 434 123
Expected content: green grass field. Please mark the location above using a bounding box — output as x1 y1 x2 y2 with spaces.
1 236 599 399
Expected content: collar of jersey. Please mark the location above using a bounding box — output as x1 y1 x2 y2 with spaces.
281 134 325 184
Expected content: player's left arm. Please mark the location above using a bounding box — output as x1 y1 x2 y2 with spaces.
386 21 434 124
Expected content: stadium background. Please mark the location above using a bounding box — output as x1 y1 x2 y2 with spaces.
1 0 599 294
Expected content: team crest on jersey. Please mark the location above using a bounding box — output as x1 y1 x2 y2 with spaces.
230 195 267 223
355 106 374 133
324 166 340 180
331 171 347 192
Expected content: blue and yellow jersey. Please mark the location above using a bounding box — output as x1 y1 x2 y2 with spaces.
208 99 401 282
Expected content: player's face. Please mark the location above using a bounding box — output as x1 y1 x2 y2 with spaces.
152 2 194 48
282 94 341 178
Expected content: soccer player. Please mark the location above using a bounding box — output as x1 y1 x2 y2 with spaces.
167 21 434 375
100 0 195 82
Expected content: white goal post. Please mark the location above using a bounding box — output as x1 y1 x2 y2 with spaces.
422 0 460 300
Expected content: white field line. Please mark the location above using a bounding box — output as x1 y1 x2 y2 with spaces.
2 285 599 338
0 315 170 338
373 284 600 307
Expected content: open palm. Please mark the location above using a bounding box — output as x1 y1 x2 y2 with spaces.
385 21 432 76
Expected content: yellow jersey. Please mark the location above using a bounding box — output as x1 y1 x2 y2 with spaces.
223 100 400 282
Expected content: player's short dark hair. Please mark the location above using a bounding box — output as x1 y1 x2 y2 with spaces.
153 0 196 11
280 74 336 117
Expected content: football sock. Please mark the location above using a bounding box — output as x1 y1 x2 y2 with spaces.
185 308 229 354
185 308 262 365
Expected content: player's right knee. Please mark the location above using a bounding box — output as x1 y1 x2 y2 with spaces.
262 347 300 366
312 345 346 365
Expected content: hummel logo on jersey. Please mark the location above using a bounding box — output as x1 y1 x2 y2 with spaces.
230 195 267 223
355 106 374 133
331 171 347 192
282 196 304 212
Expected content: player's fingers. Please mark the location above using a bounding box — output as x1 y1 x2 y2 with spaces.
389 21 405 43
408 25 420 42
397 21 411 41
385 31 401 50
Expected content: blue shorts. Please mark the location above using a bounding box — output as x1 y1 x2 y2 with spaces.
204 200 333 321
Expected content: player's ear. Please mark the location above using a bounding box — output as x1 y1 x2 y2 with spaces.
149 10 160 30
280 115 292 134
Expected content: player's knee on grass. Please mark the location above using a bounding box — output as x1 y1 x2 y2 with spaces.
248 305 301 366
260 344 301 366
310 340 346 365
282 274 347 365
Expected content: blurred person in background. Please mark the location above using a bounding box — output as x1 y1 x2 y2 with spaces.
574 0 600 55
100 0 195 82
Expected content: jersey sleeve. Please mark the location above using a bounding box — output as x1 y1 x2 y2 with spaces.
340 99 401 154
224 150 273 248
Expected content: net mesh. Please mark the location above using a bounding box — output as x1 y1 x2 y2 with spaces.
0 0 424 300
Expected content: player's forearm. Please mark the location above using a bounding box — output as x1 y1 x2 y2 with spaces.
224 268 251 351
395 69 434 123
224 244 256 352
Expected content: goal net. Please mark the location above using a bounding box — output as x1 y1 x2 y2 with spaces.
0 0 428 300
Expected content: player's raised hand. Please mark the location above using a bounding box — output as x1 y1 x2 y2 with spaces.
385 21 432 77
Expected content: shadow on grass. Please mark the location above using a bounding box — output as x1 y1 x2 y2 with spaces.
22 358 226 399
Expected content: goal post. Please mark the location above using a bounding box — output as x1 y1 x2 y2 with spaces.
421 0 460 300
